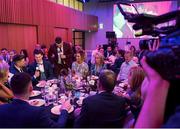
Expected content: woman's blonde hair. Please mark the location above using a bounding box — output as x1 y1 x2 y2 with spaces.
129 66 145 97
0 62 9 80
95 52 104 65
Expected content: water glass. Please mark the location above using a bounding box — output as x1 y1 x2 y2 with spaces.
53 90 59 106
44 95 50 106
41 88 45 98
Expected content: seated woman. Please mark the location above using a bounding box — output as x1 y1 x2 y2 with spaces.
126 66 145 121
0 62 13 104
90 52 106 76
72 50 89 78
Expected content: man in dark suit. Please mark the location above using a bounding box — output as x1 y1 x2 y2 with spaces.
74 70 127 128
9 54 27 74
28 49 54 85
110 49 125 75
48 37 73 77
104 45 113 59
0 72 71 128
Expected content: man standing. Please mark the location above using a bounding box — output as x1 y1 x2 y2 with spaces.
48 37 73 77
74 70 127 128
0 72 71 128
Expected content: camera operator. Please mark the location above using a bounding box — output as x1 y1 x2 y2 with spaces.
134 28 180 128
135 56 170 128
116 3 180 127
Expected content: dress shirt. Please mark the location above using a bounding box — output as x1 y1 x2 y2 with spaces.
117 60 137 81
37 62 45 73
57 46 63 64
14 65 23 72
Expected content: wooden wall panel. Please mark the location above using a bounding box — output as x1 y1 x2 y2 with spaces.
0 24 37 61
0 0 98 58
54 28 68 42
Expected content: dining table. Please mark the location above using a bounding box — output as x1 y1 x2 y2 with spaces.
28 76 99 127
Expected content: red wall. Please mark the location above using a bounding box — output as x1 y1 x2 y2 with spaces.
0 0 98 61
0 24 37 61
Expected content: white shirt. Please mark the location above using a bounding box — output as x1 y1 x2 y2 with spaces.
14 65 23 72
117 60 137 81
57 45 64 64
37 61 45 73
8 72 14 83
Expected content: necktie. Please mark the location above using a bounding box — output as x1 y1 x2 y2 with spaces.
20 69 23 72
60 47 62 52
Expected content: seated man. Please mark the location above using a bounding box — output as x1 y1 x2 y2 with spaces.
74 70 128 128
104 45 113 59
117 51 137 81
9 54 27 74
28 49 54 85
0 72 71 128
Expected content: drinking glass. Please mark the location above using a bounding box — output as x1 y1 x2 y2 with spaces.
44 94 50 106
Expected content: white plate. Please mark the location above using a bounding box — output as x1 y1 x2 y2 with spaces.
30 90 41 97
29 99 45 107
36 81 47 87
51 105 74 115
36 83 45 88
47 79 59 84
58 96 68 104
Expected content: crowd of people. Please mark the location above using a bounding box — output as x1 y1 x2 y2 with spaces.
0 36 179 128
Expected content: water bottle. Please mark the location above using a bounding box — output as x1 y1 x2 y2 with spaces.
60 76 66 93
53 90 59 106
44 85 49 106
68 68 72 80
35 66 41 80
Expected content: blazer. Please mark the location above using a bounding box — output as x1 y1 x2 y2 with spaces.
104 51 113 58
28 60 54 79
28 60 54 85
9 63 27 74
0 99 68 128
74 92 127 128
48 43 73 68
110 57 124 75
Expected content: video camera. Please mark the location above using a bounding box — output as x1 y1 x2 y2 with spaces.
117 2 180 121
117 2 180 82
117 2 180 37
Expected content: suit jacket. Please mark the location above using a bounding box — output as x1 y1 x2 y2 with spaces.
74 92 127 128
110 57 124 75
0 99 68 128
28 60 54 85
9 63 27 74
48 43 73 68
104 51 113 58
